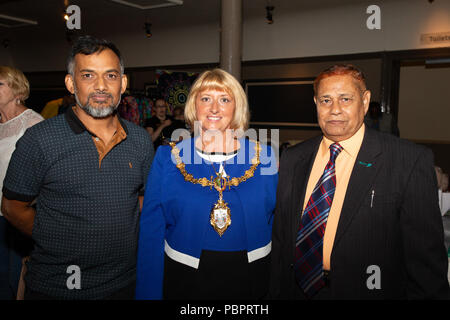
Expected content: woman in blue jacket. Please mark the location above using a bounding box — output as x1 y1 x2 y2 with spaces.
136 69 278 300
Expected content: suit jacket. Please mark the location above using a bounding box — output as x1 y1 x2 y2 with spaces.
269 128 449 299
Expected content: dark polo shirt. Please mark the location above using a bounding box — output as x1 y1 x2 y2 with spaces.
2 108 154 299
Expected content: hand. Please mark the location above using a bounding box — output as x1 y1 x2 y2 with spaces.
162 119 172 127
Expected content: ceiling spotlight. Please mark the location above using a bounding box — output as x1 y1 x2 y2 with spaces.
63 0 70 21
63 0 72 21
266 6 274 24
144 22 152 38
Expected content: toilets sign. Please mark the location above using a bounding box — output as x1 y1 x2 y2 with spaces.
420 32 450 45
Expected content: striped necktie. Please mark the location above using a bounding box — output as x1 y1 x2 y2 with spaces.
294 142 343 298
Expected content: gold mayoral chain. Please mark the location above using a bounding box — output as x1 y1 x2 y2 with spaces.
169 141 261 236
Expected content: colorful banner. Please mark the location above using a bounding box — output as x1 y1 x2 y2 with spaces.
156 70 199 114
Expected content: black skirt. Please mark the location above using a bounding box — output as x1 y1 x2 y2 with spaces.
163 250 270 300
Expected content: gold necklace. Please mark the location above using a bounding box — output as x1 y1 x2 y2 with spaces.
169 140 261 236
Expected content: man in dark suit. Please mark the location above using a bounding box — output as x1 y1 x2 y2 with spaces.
269 64 449 299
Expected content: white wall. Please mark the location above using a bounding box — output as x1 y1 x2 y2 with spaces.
115 23 221 68
243 0 450 61
6 0 450 72
398 65 450 142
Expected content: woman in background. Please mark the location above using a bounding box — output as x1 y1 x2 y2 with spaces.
0 66 43 299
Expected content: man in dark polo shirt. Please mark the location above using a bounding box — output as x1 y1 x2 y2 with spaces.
1 35 154 299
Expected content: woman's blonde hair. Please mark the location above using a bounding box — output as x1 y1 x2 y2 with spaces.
0 66 30 104
184 68 250 131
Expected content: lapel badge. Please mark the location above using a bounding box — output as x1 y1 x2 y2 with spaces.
358 161 372 167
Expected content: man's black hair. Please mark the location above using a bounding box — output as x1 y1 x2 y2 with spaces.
67 35 124 75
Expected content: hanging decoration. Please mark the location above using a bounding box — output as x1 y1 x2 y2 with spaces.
155 70 199 114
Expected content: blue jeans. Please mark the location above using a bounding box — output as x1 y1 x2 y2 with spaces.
0 216 31 300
